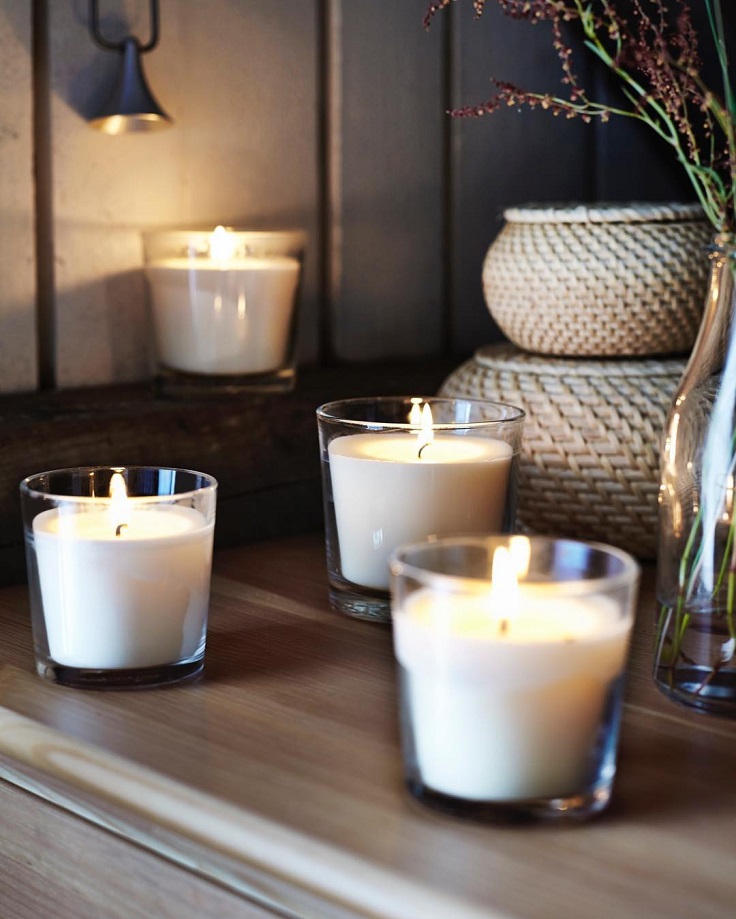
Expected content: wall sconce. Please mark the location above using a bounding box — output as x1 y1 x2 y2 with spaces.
88 0 172 134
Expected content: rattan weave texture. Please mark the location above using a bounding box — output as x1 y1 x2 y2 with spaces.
439 344 687 559
482 203 711 358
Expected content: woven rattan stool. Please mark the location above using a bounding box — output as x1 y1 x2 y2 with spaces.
439 344 687 559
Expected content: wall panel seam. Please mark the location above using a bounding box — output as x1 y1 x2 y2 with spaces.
31 0 55 390
443 7 456 355
322 0 342 364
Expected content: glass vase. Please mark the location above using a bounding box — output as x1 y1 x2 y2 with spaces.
655 235 736 715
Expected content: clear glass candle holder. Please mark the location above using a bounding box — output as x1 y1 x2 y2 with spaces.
20 466 217 690
143 227 307 395
390 535 640 821
316 397 524 623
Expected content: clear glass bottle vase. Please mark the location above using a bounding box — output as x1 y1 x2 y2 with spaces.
655 235 736 715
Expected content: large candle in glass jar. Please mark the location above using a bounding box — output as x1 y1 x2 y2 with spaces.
329 425 512 590
34 506 212 669
317 397 524 622
395 587 629 800
390 536 639 821
21 467 217 689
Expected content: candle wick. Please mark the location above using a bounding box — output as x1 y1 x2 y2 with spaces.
115 523 128 537
499 618 509 636
418 442 431 459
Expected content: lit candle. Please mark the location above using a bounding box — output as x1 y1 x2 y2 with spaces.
33 473 214 670
328 403 513 590
393 545 632 801
146 226 301 375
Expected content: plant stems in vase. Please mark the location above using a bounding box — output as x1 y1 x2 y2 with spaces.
425 0 736 712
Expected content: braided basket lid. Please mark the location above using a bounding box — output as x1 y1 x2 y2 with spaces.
502 202 707 224
472 344 688 377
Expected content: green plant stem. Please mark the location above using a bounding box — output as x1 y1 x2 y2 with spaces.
576 1 726 228
712 521 734 597
706 0 736 120
656 504 702 672
705 1 736 223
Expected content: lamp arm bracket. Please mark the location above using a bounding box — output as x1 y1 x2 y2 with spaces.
89 0 160 53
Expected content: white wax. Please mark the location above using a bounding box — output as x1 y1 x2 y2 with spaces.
146 256 300 375
328 433 513 590
33 505 214 670
394 589 630 801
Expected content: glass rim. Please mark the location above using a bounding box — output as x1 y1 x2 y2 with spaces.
142 227 308 244
20 465 218 504
389 534 640 597
316 396 525 431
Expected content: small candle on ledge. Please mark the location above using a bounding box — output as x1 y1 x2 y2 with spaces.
390 535 639 820
144 226 304 378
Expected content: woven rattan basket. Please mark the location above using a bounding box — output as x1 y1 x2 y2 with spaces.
439 344 688 559
482 202 711 357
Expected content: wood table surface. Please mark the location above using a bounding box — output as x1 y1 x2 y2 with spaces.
0 533 734 919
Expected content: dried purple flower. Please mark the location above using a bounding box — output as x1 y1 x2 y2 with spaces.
426 0 736 232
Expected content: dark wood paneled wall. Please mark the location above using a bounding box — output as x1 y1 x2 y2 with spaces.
330 1 702 362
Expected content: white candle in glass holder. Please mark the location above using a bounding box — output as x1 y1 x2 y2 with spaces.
33 474 214 670
146 226 300 375
393 548 631 801
328 406 513 590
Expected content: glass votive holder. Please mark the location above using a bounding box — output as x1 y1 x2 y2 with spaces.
143 226 307 394
20 466 217 690
390 535 640 821
316 397 525 623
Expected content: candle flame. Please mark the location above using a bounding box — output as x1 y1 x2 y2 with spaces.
490 546 520 632
209 225 237 262
109 472 131 536
416 403 434 458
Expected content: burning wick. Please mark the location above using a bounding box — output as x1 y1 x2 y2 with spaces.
109 472 131 538
408 401 434 460
490 547 519 639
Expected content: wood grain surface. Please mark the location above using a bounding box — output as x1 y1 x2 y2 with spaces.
0 535 734 919
0 779 277 919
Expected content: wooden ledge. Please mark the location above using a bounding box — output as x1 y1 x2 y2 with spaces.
0 360 458 585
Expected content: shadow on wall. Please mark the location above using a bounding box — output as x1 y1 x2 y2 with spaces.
0 299 40 395
55 267 153 387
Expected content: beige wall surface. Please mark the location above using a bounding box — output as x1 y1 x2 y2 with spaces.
0 2 36 393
